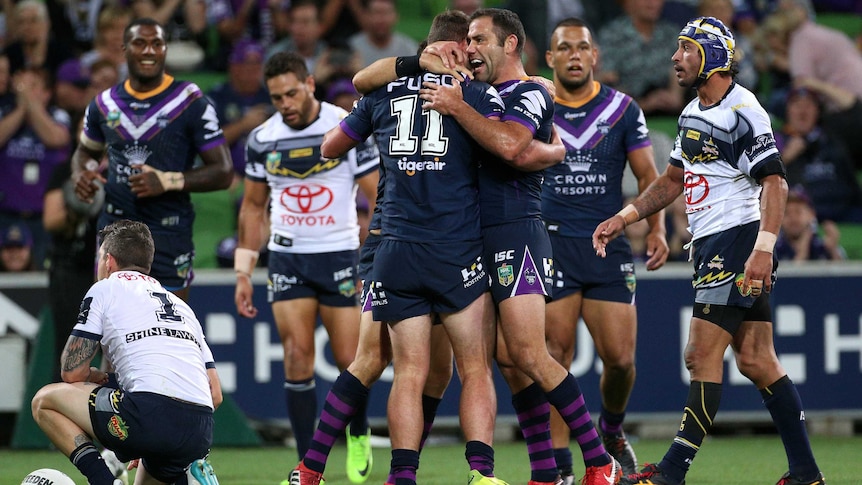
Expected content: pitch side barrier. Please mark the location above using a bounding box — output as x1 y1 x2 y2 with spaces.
2 262 861 441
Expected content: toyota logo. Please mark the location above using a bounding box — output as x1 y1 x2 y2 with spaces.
280 184 334 213
684 171 709 206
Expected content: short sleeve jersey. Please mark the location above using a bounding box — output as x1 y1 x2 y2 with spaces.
478 79 554 227
668 82 785 240
71 271 215 408
246 102 379 254
81 76 226 234
340 73 504 243
543 83 651 237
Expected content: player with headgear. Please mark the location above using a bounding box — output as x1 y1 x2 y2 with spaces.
592 16 828 485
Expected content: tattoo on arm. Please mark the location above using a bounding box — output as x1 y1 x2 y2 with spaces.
636 176 682 219
61 337 99 372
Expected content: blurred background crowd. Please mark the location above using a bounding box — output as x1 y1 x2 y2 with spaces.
0 0 860 274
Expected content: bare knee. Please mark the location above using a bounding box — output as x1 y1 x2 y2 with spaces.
347 352 390 386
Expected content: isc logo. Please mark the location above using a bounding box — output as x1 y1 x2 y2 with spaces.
494 250 514 262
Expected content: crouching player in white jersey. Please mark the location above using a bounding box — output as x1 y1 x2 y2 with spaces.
592 17 827 485
31 220 223 485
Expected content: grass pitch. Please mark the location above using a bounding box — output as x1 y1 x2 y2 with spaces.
1 435 858 484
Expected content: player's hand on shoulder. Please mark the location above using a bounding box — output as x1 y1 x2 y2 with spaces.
422 41 471 82
528 76 555 98
419 80 463 115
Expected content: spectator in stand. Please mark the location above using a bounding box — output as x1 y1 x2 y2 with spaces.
348 0 418 67
42 117 102 383
0 223 35 272
775 187 845 262
698 0 758 90
763 0 862 164
80 5 133 82
318 0 363 46
206 0 291 66
266 0 328 73
597 0 686 116
43 0 110 55
85 58 120 101
5 0 74 75
451 0 483 16
54 59 92 123
324 77 360 112
0 52 11 105
774 86 862 223
207 39 271 187
0 67 72 269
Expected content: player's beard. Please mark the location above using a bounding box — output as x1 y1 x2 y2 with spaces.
559 73 591 92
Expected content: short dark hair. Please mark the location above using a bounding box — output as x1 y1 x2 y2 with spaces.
264 51 310 81
471 8 526 55
123 17 162 44
427 9 471 45
552 17 593 35
99 220 154 273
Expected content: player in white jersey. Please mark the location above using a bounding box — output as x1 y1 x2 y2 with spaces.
593 17 826 485
31 220 222 485
233 51 379 477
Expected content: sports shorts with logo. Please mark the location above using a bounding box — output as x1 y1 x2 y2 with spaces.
691 220 777 308
548 234 636 304
89 386 213 483
359 233 382 313
370 239 487 322
267 250 359 307
483 219 553 304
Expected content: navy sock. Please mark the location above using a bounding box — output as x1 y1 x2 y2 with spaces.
599 408 626 436
546 374 609 468
285 377 317 460
761 375 820 480
512 383 557 482
390 448 419 485
554 447 574 476
419 394 442 452
304 371 368 473
465 440 495 476
348 388 370 437
660 381 721 484
70 443 115 485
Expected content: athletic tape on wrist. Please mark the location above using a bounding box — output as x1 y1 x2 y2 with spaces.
616 204 640 226
234 248 259 276
753 231 777 253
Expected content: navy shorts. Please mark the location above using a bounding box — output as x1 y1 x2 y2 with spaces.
267 250 359 307
483 219 553 304
548 234 636 304
691 220 778 309
89 387 213 483
370 239 488 322
359 233 381 313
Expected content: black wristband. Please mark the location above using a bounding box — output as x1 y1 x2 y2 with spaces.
395 55 422 78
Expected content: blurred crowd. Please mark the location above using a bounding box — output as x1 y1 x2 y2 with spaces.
0 0 861 273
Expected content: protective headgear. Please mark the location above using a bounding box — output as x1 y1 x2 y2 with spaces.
678 16 735 82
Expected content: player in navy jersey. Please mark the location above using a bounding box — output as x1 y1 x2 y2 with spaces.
320 17 514 483
72 18 233 302
593 17 826 485
31 220 222 485
417 10 622 485
233 51 379 480
541 18 670 481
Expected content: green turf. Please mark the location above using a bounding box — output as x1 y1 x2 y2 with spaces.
1 436 857 484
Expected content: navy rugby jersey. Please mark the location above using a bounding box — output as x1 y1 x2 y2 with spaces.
478 79 554 228
542 83 651 237
81 76 226 232
340 72 503 243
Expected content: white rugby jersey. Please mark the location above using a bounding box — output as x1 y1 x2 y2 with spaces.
245 102 379 254
668 82 782 240
71 271 215 408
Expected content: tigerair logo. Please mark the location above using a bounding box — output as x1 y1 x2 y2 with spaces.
267 153 342 178
108 415 129 440
398 159 447 176
692 270 735 289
